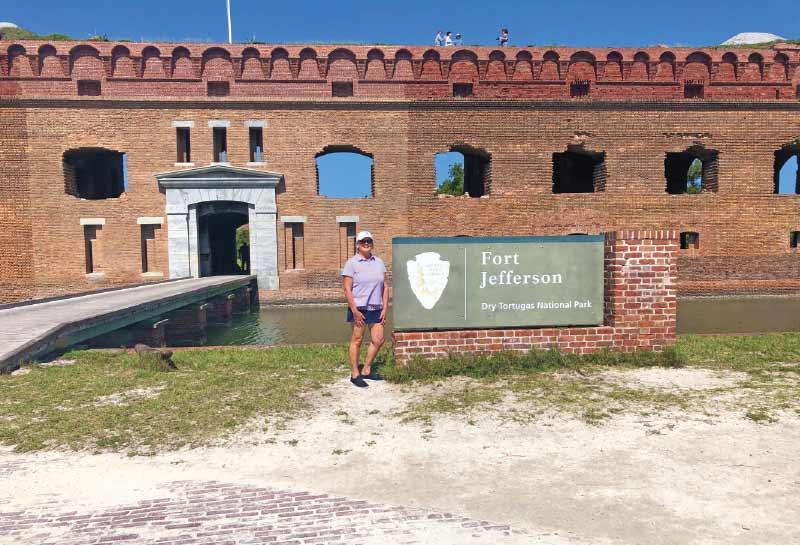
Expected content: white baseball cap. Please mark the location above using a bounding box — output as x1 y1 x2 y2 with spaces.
356 231 373 242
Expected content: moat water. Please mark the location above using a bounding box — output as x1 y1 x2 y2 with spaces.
197 296 800 346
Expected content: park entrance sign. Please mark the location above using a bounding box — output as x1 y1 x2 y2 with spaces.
392 236 604 330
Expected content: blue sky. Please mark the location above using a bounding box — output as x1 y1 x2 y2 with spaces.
5 1 798 195
5 0 796 49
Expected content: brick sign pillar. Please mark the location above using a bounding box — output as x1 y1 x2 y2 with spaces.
392 230 678 363
604 230 678 351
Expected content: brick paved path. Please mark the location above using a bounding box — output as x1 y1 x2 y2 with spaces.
0 479 531 545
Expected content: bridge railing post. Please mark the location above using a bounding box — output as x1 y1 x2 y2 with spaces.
130 318 170 347
208 294 236 324
233 286 252 314
166 303 209 345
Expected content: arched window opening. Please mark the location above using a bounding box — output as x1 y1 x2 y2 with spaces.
774 146 799 194
665 147 718 194
435 145 491 198
63 148 127 200
315 146 374 198
552 145 606 193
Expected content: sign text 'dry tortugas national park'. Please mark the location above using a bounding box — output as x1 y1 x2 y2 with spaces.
392 236 604 330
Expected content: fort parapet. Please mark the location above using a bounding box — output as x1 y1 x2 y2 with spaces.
1 41 799 100
1 40 800 303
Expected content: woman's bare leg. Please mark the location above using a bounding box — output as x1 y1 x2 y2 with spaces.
349 323 366 378
361 323 385 375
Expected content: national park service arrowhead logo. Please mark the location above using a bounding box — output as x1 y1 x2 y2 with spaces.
406 252 450 310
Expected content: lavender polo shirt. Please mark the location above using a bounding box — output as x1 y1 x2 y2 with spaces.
341 254 386 310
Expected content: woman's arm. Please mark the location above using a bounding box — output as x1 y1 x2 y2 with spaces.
379 273 389 324
343 275 365 326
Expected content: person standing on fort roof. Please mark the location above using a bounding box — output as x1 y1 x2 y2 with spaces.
444 31 453 46
454 33 463 46
435 30 444 46
497 28 509 47
342 231 389 388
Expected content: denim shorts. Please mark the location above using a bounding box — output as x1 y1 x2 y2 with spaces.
346 307 383 324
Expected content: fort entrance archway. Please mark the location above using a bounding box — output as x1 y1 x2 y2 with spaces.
156 165 283 290
197 201 249 277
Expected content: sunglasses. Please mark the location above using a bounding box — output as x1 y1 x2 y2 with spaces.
358 239 374 245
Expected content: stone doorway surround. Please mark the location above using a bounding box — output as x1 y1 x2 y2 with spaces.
155 164 283 290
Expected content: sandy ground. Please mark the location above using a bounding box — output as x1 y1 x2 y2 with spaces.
2 368 799 545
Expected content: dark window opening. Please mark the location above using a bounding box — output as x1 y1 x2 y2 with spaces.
316 145 374 198
284 222 305 269
213 127 228 162
570 80 590 98
680 232 699 250
774 147 799 194
435 145 491 198
453 83 473 97
84 225 100 273
140 224 160 273
207 81 230 97
665 147 718 194
77 80 101 96
332 81 353 97
791 231 799 249
176 127 191 163
339 222 357 265
796 85 800 99
684 80 704 99
63 148 127 200
249 127 264 162
552 146 606 193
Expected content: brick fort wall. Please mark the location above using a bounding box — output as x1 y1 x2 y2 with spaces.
0 41 799 303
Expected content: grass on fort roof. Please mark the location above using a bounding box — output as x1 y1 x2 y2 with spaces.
1 334 799 453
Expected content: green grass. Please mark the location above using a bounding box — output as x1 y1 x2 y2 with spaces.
383 346 684 384
3 334 800 452
0 346 346 453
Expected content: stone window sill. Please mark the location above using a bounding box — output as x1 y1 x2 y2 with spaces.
141 272 164 278
85 272 106 279
174 162 195 167
284 268 306 272
247 161 267 166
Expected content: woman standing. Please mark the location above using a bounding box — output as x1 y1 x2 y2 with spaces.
342 231 389 388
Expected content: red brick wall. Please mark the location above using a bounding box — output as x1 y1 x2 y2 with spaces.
1 41 798 101
0 39 799 303
0 107 34 302
393 230 678 362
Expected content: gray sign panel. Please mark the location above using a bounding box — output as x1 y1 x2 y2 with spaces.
392 236 604 330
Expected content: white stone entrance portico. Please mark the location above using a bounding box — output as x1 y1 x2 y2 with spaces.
155 165 283 290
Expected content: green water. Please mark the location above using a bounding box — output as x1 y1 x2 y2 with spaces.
202 297 800 346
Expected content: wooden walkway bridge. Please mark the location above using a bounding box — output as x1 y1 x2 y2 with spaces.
0 276 256 373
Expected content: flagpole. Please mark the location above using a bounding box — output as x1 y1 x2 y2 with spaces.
226 0 233 44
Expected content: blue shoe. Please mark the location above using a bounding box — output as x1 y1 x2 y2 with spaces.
350 375 368 388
